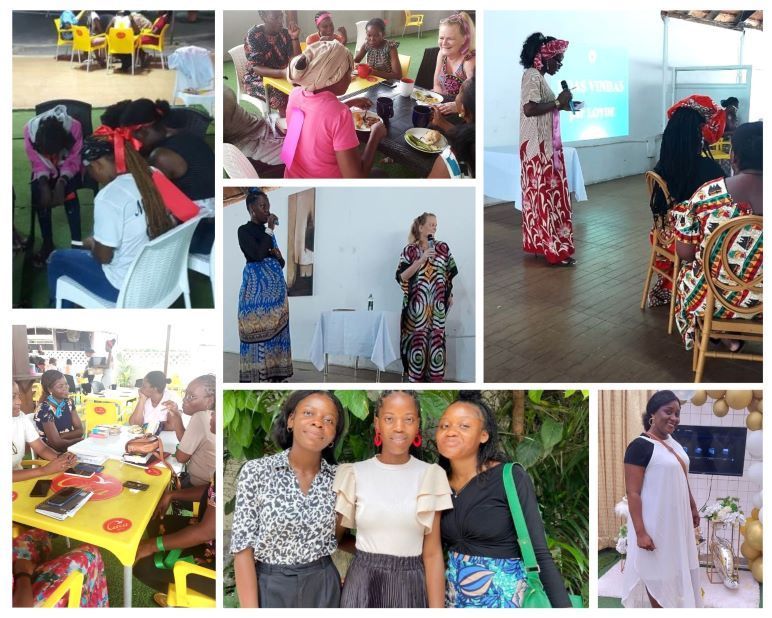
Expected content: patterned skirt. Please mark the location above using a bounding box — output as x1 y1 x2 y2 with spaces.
520 141 574 264
238 260 292 382
341 551 427 608
445 550 528 608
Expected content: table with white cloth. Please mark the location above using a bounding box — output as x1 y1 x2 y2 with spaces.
484 145 588 209
309 310 402 381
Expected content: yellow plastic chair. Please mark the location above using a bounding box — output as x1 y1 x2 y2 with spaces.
40 571 84 608
53 19 74 59
166 562 216 607
707 137 731 161
403 11 424 38
139 23 169 70
70 25 106 72
398 53 411 79
31 382 42 405
106 28 138 75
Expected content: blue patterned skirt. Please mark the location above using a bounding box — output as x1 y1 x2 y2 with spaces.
445 551 528 608
238 260 292 382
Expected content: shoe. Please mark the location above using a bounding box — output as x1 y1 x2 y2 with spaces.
153 593 169 608
555 257 577 266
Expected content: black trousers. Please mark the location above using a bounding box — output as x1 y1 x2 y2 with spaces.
257 555 341 608
30 175 82 249
133 515 215 597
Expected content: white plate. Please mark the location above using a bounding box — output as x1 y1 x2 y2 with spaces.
351 109 380 132
411 89 444 105
404 128 447 154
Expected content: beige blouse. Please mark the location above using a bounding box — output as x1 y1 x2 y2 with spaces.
520 67 557 161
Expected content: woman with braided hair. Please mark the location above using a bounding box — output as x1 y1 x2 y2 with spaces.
46 135 177 306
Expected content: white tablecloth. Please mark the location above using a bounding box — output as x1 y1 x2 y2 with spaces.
309 310 401 372
484 145 588 209
68 428 184 473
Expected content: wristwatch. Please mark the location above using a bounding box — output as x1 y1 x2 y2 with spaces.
554 99 560 110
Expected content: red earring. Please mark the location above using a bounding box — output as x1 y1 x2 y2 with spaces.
413 433 422 447
374 431 382 447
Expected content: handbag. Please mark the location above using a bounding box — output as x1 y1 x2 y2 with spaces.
125 434 178 489
502 463 583 608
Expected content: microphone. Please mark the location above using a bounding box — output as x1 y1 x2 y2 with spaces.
428 234 435 249
560 80 575 114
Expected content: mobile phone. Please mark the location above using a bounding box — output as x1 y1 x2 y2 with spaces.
382 80 397 88
47 486 82 507
122 480 149 491
30 479 52 497
64 463 102 478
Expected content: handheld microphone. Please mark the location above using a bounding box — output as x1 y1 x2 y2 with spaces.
428 234 435 249
560 80 575 114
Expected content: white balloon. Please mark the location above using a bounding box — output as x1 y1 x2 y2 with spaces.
746 429 764 459
672 390 695 401
750 490 763 510
747 462 763 487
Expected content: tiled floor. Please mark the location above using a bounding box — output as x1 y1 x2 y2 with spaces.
484 175 762 383
224 353 404 384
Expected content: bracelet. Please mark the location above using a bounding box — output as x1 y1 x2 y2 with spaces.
13 572 33 581
156 535 165 552
265 228 274 237
554 100 560 110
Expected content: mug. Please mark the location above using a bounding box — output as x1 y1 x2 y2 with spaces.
376 97 394 122
398 77 415 97
356 63 371 78
412 104 432 128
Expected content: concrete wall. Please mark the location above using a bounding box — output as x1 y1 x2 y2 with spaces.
223 187 476 382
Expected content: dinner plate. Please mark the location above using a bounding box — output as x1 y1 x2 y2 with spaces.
404 128 448 154
411 89 444 105
351 109 380 132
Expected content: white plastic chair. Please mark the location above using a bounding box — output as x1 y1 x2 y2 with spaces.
355 21 367 56
55 215 203 308
170 47 215 115
188 244 214 301
223 143 260 179
228 44 269 115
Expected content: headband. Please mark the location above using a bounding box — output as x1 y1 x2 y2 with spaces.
315 12 332 27
533 38 569 71
91 124 147 172
667 94 726 145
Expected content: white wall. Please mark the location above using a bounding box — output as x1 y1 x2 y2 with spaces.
224 187 476 382
679 400 760 519
222 11 450 61
485 11 764 184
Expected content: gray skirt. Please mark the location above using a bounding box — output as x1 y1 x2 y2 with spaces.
257 555 341 608
340 550 427 608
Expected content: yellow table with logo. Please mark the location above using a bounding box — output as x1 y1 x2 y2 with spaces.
263 72 384 97
84 389 138 431
12 459 170 607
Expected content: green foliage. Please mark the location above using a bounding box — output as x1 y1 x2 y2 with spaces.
223 389 588 606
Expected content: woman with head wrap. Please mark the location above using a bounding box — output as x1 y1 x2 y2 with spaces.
46 134 177 307
519 33 576 266
673 121 763 352
623 391 702 608
305 11 347 46
283 40 386 178
646 95 726 307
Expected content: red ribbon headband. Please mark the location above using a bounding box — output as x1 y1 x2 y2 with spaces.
92 124 147 173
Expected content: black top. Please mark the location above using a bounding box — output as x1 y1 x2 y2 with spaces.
158 132 214 201
624 435 655 468
441 463 572 608
238 222 285 267
651 156 725 216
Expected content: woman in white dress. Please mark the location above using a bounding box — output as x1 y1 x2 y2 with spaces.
622 390 702 608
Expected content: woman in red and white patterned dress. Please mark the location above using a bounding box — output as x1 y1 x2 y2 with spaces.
519 33 575 266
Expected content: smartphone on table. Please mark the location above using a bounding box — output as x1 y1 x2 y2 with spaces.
30 479 52 497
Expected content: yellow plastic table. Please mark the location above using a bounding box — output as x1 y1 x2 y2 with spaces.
263 73 384 97
12 459 170 607
84 390 138 431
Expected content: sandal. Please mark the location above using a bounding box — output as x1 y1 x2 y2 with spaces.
555 257 577 266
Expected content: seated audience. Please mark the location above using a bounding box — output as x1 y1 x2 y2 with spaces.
32 370 84 451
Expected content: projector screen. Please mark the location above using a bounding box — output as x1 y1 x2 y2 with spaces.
551 43 630 142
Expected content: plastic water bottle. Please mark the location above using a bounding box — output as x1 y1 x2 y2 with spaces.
367 294 374 311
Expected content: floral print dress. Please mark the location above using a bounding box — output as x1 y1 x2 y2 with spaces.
244 24 293 112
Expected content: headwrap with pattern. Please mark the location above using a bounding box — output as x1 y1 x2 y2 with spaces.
667 94 726 145
533 38 569 71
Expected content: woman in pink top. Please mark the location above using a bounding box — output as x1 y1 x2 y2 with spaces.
128 370 182 429
284 40 386 178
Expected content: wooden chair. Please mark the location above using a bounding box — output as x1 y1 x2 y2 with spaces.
641 171 679 334
403 11 424 37
693 215 763 382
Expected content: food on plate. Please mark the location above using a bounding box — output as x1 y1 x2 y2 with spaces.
413 90 442 104
405 131 443 153
353 110 380 131
420 130 442 146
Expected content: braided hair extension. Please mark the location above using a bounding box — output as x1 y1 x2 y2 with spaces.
655 107 710 203
123 144 174 239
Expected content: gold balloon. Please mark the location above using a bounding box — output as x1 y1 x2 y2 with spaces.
745 520 763 551
748 398 760 412
751 508 760 520
691 390 708 406
713 398 729 417
740 523 746 535
725 390 754 410
706 390 726 400
753 390 763 399
747 411 763 431
741 541 761 561
757 399 763 414
751 556 763 583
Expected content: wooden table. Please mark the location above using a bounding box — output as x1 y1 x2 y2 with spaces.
13 459 170 607
341 83 461 176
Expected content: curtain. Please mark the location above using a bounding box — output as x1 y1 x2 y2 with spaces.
598 390 652 549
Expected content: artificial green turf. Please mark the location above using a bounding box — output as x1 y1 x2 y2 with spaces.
11 108 215 308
